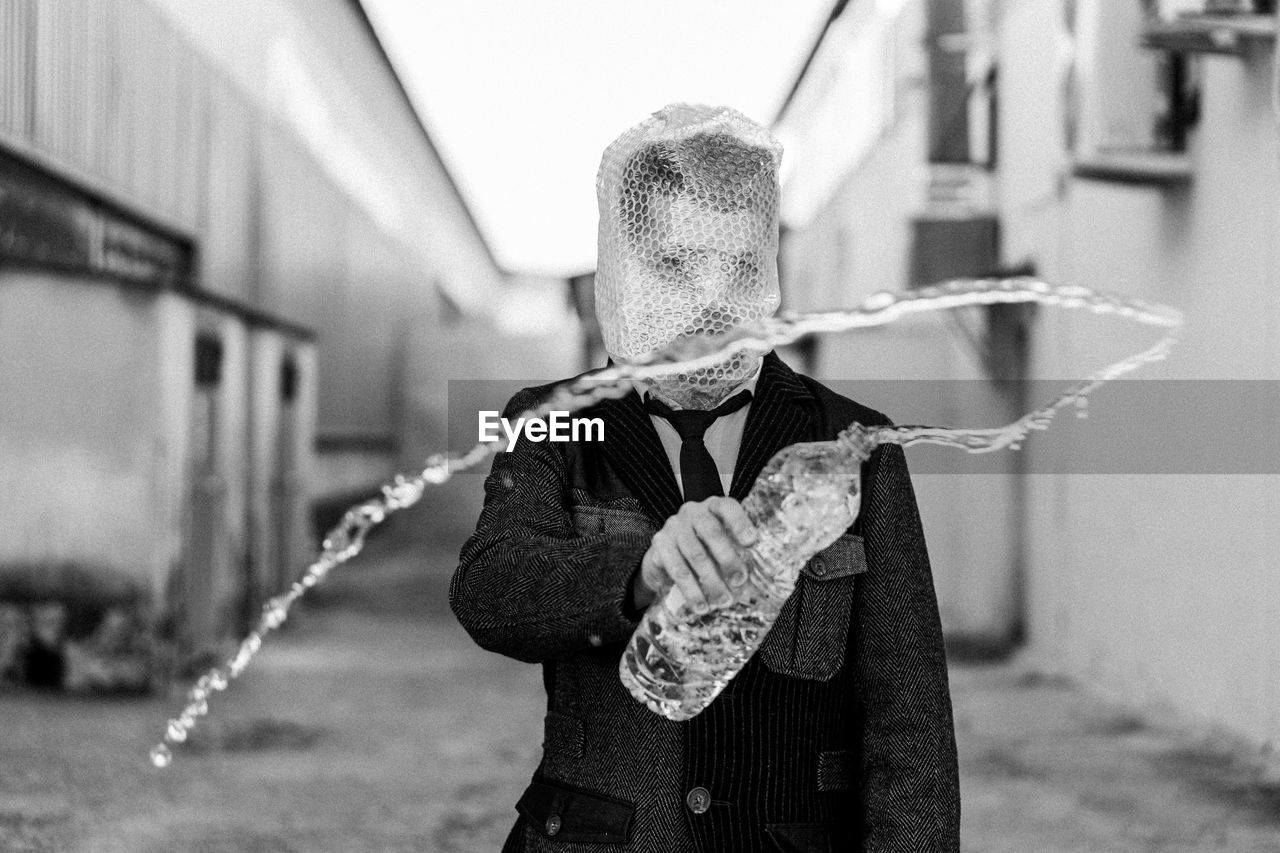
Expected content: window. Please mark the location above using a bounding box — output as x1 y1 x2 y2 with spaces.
925 0 999 211
194 334 224 388
1141 0 1277 57
1068 0 1208 186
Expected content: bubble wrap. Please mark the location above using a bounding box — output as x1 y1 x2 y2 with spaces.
596 104 783 410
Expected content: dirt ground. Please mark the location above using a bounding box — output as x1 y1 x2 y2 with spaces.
2 497 1279 852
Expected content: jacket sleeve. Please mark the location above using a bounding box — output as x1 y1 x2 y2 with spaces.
449 389 652 663
855 442 961 852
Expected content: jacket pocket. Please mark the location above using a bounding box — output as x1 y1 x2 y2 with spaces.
759 533 866 681
764 822 835 853
568 496 655 540
516 777 635 845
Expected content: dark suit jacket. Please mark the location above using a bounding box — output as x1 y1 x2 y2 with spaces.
451 352 960 853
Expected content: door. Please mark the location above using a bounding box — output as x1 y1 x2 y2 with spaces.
271 353 301 592
183 332 226 662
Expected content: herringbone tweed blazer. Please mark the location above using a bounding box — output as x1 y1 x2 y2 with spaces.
451 352 960 853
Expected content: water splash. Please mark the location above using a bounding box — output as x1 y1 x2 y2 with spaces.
149 276 1181 766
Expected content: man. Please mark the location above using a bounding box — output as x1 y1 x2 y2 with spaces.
451 104 959 852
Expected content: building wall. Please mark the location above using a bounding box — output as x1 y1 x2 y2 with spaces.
779 1 1021 643
0 270 318 676
0 0 495 683
245 330 318 614
146 0 508 496
781 0 1280 747
0 0 513 498
0 274 185 596
0 0 203 234
997 2 1280 746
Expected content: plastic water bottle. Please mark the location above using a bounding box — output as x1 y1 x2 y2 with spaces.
619 423 877 721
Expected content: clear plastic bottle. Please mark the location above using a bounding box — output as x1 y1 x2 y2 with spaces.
619 423 877 721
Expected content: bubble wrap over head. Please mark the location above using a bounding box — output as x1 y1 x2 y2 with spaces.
596 104 783 409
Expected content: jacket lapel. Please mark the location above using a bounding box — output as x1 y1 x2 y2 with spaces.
597 391 684 522
596 352 816 518
729 352 817 500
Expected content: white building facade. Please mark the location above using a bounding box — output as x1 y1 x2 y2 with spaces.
778 0 1280 747
0 0 503 688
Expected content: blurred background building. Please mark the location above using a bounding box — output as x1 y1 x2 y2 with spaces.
0 0 582 690
776 0 1279 749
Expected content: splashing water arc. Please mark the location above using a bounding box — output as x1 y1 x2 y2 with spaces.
149 277 1183 767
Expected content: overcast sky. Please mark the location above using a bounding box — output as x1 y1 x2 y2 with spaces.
360 0 834 276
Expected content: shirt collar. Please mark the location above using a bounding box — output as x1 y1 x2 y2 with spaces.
638 355 763 412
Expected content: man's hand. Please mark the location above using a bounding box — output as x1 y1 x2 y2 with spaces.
632 496 759 614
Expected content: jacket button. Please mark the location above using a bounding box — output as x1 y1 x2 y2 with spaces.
810 556 828 576
686 786 711 814
545 815 561 836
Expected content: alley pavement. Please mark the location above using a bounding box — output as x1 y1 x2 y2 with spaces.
2 495 1278 852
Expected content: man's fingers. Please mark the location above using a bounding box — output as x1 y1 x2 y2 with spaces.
639 548 670 594
674 528 733 610
707 497 758 547
688 513 745 596
656 536 705 613
647 500 759 614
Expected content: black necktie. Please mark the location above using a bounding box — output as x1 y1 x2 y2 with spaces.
643 390 752 502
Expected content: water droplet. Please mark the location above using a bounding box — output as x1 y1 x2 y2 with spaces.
262 604 286 630
862 291 896 311
150 744 172 768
